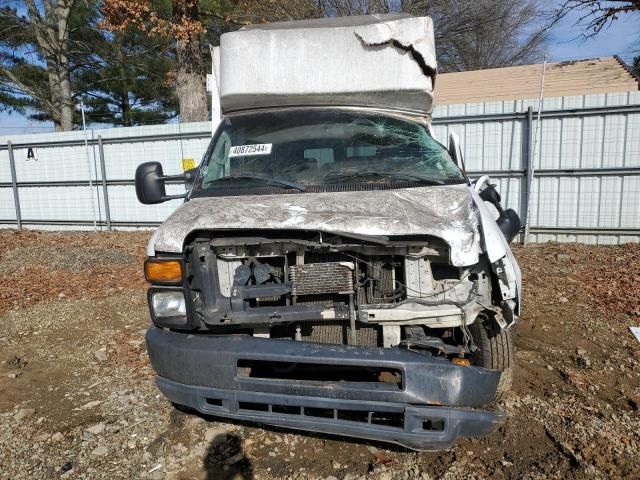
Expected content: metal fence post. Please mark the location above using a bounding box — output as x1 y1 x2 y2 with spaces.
97 136 112 231
7 141 22 230
522 106 534 244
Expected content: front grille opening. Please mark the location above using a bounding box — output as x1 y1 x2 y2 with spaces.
371 411 404 428
270 322 381 347
337 410 370 423
304 407 335 419
423 417 446 431
239 401 269 412
237 360 402 388
234 402 406 430
272 404 301 415
206 398 223 407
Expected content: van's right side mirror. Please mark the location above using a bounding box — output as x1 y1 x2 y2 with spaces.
448 131 467 176
477 180 522 243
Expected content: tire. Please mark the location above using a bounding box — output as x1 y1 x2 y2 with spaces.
468 313 515 401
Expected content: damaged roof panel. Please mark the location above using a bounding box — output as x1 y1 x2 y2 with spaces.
219 14 437 116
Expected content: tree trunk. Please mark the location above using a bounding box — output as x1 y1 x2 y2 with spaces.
57 3 74 131
35 1 74 131
47 66 73 131
48 66 73 132
175 38 208 122
58 68 73 131
122 93 131 126
116 41 132 126
47 67 64 132
173 0 208 122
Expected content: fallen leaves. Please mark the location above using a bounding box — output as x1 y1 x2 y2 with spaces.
0 231 149 316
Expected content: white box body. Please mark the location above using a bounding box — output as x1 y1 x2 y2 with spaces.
218 14 437 117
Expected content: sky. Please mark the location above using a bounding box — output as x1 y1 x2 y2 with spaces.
548 6 639 61
1 6 639 136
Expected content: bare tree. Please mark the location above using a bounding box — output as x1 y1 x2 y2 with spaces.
203 0 322 26
553 0 640 37
419 0 550 72
316 0 550 72
319 0 393 16
204 1 548 73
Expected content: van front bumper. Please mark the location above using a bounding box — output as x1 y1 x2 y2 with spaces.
146 327 506 451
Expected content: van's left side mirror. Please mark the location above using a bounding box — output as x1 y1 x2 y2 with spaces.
135 162 187 204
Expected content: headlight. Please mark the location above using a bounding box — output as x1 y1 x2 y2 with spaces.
150 290 187 327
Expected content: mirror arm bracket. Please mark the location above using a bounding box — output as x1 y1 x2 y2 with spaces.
161 193 187 201
161 174 187 181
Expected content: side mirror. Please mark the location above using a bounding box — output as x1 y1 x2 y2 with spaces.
135 162 187 205
479 183 501 205
448 131 467 176
478 181 522 243
497 209 522 243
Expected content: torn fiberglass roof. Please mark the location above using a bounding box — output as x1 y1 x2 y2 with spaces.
218 14 437 117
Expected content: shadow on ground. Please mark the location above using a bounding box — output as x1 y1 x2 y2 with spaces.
203 433 254 480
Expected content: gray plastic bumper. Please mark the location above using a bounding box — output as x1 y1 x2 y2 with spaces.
146 327 506 450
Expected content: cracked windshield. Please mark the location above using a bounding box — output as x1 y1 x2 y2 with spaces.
193 109 464 194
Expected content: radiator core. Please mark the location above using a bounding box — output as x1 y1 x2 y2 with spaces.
289 262 354 296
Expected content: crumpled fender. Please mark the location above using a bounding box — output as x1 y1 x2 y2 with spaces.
468 184 521 318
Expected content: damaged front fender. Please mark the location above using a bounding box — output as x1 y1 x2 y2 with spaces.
469 184 522 320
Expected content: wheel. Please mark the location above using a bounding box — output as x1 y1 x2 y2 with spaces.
468 313 515 400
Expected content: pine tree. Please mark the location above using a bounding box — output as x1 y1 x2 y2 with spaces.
77 28 177 126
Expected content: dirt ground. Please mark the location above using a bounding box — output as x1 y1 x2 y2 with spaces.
0 230 638 480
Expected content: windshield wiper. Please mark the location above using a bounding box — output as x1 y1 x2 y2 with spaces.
323 171 445 185
207 175 306 192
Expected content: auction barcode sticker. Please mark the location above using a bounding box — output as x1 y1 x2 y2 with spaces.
229 144 272 157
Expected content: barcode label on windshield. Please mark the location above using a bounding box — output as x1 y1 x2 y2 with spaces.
229 144 272 157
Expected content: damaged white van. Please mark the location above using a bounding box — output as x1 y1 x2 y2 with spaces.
135 14 522 450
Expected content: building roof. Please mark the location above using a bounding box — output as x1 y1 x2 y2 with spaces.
436 56 640 105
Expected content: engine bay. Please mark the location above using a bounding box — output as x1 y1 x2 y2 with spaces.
181 230 498 357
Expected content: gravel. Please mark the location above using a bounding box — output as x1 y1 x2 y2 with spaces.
94 350 109 362
13 408 35 422
0 245 134 275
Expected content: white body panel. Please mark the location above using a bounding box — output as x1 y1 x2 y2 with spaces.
219 15 436 116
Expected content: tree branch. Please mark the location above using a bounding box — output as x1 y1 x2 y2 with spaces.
0 66 54 111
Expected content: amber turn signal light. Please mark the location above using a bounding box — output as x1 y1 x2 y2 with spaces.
451 357 471 367
145 260 183 284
